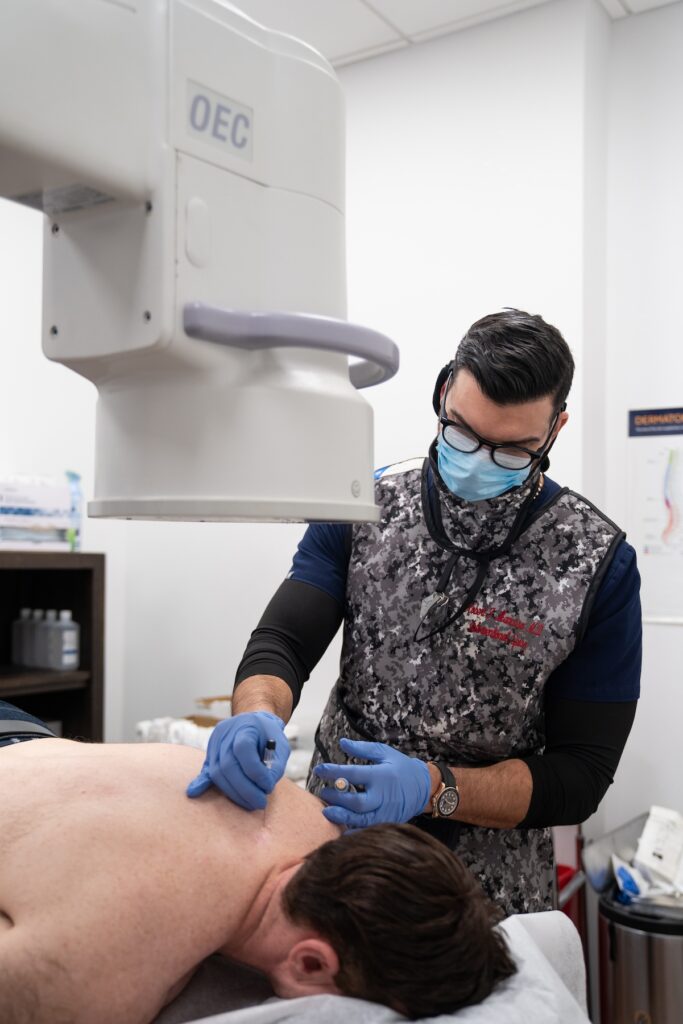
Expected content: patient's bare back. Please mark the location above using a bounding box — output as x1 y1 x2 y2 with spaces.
0 738 336 1024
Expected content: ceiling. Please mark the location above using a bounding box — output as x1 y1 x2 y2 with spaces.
232 0 682 67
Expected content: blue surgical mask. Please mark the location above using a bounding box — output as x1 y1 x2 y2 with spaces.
437 435 531 501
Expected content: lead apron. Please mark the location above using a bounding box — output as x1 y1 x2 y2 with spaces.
308 460 623 916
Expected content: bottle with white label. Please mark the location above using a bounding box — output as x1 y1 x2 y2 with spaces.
26 609 44 667
36 610 58 669
45 610 80 671
11 608 32 666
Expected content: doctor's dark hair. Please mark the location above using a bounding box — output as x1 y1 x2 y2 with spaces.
451 308 574 414
282 824 516 1019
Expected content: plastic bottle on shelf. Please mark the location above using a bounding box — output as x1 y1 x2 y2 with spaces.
36 610 58 669
26 609 44 667
11 608 32 666
46 610 80 671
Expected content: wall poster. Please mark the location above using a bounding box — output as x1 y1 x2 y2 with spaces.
627 408 683 621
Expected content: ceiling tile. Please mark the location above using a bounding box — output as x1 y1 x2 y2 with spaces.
598 0 629 16
364 0 551 38
625 0 681 13
231 0 402 63
333 39 409 68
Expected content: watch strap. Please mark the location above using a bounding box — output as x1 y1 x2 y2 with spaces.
433 759 456 790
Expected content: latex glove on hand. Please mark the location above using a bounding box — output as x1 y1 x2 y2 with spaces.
186 711 290 810
313 737 431 828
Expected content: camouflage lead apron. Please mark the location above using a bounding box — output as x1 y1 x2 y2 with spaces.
307 454 624 915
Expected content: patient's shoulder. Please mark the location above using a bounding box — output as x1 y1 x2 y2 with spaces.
261 778 341 856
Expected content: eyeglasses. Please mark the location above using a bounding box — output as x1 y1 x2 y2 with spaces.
439 375 561 470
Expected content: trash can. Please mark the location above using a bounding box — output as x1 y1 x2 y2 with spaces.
583 813 683 1024
598 892 683 1024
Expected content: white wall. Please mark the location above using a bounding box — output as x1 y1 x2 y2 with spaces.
587 0 683 839
581 0 611 510
341 0 590 490
120 520 309 737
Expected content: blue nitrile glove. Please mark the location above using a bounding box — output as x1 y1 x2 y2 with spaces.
186 711 290 810
313 737 431 828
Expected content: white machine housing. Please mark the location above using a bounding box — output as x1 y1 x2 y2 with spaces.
0 0 398 521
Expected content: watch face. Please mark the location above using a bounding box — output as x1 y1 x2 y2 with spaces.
437 786 460 817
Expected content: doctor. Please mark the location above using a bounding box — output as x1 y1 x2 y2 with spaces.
188 308 641 915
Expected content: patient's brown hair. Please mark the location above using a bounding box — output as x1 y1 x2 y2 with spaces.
282 823 516 1019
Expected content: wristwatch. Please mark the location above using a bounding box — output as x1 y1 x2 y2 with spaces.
430 760 460 818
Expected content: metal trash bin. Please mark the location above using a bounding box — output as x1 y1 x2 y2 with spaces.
583 813 683 1024
598 892 683 1024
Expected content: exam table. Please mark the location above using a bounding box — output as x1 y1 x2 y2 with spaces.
155 911 589 1024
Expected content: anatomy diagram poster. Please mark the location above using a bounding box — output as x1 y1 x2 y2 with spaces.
628 408 683 620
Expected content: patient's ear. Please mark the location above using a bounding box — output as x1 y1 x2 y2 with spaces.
273 937 341 998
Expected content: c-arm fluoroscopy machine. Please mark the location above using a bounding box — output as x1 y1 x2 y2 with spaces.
0 0 398 522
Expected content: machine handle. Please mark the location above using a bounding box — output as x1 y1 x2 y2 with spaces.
183 302 399 389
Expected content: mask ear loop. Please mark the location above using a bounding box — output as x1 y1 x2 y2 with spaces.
540 402 567 472
432 362 454 416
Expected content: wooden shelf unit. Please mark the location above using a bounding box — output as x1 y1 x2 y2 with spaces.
0 552 105 741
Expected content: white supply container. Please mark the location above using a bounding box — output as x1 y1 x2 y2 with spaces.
11 608 31 666
45 610 80 671
26 609 44 667
36 609 58 669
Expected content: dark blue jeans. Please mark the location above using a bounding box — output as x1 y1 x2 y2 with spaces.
0 700 56 747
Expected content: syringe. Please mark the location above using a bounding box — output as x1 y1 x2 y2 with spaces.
333 777 366 794
263 739 276 769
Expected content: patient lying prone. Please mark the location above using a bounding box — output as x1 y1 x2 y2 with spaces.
0 703 515 1023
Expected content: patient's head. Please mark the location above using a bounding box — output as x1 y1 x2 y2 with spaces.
282 823 516 1019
